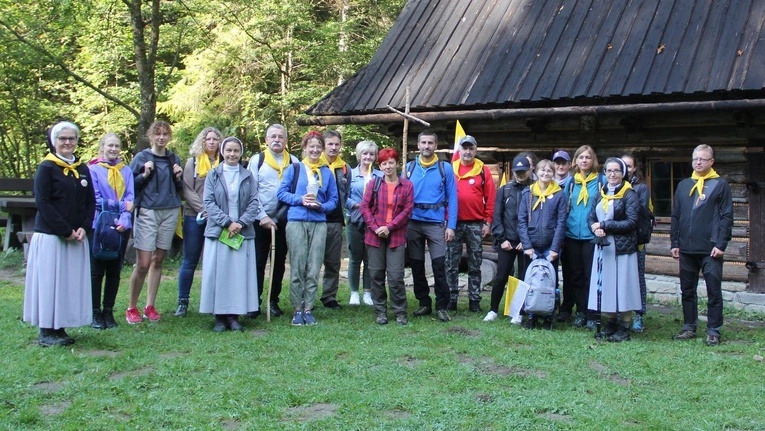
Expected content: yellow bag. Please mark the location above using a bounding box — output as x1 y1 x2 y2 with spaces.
503 275 522 316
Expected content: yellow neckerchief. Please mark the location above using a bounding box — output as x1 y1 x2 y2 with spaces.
601 181 633 211
531 180 562 210
574 171 598 206
302 157 327 186
263 149 292 180
453 159 484 180
689 168 720 197
320 153 346 172
195 154 219 178
44 153 81 178
419 155 438 168
97 160 126 200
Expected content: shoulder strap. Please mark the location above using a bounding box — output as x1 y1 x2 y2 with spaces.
438 160 446 190
290 163 300 193
370 175 383 208
256 153 264 171
406 161 415 178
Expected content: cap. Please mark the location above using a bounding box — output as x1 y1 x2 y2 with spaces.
552 150 570 162
459 135 477 147
511 155 531 172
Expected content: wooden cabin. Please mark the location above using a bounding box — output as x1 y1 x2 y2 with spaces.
300 0 765 294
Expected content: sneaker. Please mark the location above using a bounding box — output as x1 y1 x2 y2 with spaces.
143 305 161 322
705 334 721 346
585 320 597 331
595 321 619 339
323 300 342 310
413 306 432 317
302 310 318 325
437 309 451 322
174 299 189 317
126 307 142 324
349 292 360 305
376 313 388 325
557 311 571 323
673 329 697 340
510 315 522 325
396 314 408 326
447 300 457 311
631 315 644 333
571 312 586 327
483 311 498 322
608 327 631 342
362 291 374 306
291 311 304 326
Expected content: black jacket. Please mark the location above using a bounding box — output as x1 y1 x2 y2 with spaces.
588 182 639 255
326 164 351 224
34 157 95 237
491 179 529 249
670 176 733 254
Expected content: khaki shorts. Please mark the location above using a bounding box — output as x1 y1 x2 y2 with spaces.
133 207 180 252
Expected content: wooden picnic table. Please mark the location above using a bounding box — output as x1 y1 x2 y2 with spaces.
0 196 36 251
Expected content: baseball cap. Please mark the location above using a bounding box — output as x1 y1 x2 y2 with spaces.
511 155 531 172
459 135 477 147
552 150 570 162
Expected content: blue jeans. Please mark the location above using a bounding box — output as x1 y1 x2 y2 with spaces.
177 215 206 300
346 224 370 292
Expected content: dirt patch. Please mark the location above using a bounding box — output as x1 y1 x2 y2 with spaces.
285 403 339 422
33 381 64 393
444 326 480 337
83 349 121 358
221 419 241 430
475 393 494 403
109 366 154 381
459 353 546 378
397 355 424 367
40 401 71 416
0 268 25 286
109 411 131 422
383 409 412 420
589 361 631 386
537 412 573 424
249 329 268 338
159 352 186 359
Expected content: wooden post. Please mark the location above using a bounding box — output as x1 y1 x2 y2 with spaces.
402 87 410 164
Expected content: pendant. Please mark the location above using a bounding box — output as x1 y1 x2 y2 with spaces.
699 193 706 201
80 179 88 187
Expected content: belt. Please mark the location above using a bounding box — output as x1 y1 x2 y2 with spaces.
414 202 446 210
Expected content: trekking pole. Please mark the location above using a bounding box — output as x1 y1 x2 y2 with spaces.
267 225 276 322
594 242 604 340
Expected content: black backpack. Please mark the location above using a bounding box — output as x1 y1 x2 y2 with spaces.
636 200 655 246
92 202 122 260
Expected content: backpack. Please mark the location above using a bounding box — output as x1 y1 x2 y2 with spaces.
92 202 122 260
274 163 301 224
523 258 557 316
636 199 655 245
349 175 382 230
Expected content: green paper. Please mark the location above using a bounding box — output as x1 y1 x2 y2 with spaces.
218 230 244 250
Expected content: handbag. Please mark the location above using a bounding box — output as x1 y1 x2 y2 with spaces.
92 202 122 260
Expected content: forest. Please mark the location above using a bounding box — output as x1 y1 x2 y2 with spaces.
0 0 405 178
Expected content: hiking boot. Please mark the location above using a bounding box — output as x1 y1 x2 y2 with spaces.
247 310 260 319
213 315 227 332
91 309 105 330
437 309 451 322
585 320 598 331
608 327 631 342
571 312 586 327
522 316 537 330
673 329 697 341
174 299 189 317
631 315 644 333
269 302 284 317
126 307 142 324
323 300 342 310
55 329 75 345
302 310 318 325
362 291 374 306
595 321 618 339
227 315 243 332
413 306 432 317
469 300 482 312
396 314 408 326
349 292 360 305
143 305 161 322
447 300 457 311
541 318 554 330
38 328 67 347
705 334 721 346
375 313 388 325
483 311 498 322
291 311 304 326
557 311 571 323
102 308 117 328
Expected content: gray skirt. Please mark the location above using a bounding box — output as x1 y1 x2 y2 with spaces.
587 236 641 313
199 237 259 315
23 232 92 329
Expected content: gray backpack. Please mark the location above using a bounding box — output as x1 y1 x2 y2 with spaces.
523 258 557 316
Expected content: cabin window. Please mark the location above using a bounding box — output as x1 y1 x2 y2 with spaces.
645 159 693 221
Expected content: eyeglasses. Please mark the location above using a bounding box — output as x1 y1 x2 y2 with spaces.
57 136 78 143
691 157 712 163
605 169 623 175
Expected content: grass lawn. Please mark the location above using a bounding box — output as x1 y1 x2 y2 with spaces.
1 253 764 430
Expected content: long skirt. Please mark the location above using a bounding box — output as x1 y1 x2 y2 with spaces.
199 237 258 315
587 236 641 313
23 232 92 329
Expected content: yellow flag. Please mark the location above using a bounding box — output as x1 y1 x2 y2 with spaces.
499 171 508 187
175 208 184 239
452 120 466 162
503 275 522 316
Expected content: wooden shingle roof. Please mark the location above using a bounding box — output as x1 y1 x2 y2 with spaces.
306 0 765 116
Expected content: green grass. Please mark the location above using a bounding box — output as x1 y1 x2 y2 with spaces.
2 262 764 430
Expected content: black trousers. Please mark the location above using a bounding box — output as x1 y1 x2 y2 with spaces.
679 253 724 336
255 220 288 304
90 230 130 310
561 237 594 316
489 248 531 313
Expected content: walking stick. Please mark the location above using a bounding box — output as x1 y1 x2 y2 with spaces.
267 224 276 322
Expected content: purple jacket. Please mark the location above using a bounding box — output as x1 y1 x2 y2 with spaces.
88 160 135 230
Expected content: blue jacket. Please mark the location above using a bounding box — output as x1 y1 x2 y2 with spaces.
518 187 568 254
564 174 604 240
277 163 338 222
346 165 383 213
405 159 458 229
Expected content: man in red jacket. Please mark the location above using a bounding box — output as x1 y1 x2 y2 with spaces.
446 135 496 312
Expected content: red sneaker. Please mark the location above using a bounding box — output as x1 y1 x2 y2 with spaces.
126 307 143 324
143 305 161 322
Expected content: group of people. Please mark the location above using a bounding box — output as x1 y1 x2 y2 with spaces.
21 121 733 347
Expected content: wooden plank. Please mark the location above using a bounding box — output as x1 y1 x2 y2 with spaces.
646 235 748 263
646 255 748 282
0 178 34 193
602 0 658 96
706 0 749 91
747 149 765 292
622 0 674 96
643 0 695 93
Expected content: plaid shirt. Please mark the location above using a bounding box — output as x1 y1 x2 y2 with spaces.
359 177 413 249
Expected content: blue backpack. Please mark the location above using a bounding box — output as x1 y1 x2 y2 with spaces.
92 202 122 260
